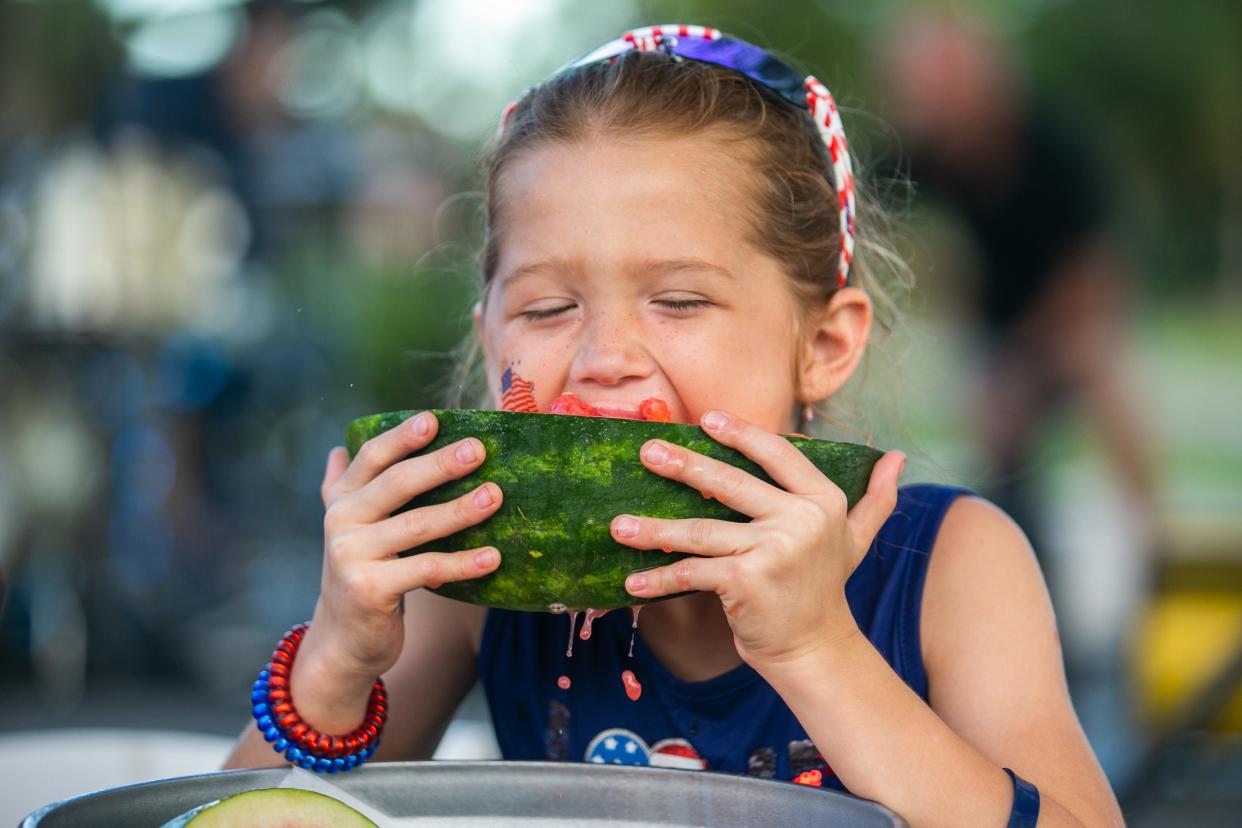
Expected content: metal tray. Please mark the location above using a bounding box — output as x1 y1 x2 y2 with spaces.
22 760 907 827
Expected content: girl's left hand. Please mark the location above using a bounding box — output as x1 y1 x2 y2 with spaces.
612 409 906 671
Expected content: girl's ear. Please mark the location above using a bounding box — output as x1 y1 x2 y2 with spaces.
798 286 873 403
472 301 484 344
472 300 496 371
472 301 492 360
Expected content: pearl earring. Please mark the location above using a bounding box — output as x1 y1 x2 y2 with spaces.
803 403 815 423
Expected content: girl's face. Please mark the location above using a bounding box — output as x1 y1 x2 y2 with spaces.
475 134 808 434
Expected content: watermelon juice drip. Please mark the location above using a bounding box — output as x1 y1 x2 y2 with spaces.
621 670 643 701
579 609 608 641
558 606 647 699
565 610 581 658
628 606 642 658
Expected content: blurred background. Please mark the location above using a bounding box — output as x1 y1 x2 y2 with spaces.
0 0 1239 824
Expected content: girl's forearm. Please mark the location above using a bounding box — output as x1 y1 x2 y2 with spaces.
760 630 1085 828
222 721 291 770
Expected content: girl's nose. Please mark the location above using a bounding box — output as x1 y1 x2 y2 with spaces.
568 313 653 387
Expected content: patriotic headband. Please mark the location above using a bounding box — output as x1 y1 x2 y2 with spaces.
498 24 857 287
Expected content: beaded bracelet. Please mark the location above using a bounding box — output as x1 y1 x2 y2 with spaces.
251 622 388 773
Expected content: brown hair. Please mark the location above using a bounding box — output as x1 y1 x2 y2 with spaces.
449 50 908 438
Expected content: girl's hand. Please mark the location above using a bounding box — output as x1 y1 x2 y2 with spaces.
612 409 905 671
305 411 503 684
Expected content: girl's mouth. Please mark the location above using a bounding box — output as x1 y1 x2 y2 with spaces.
591 405 643 419
539 389 675 423
501 369 674 422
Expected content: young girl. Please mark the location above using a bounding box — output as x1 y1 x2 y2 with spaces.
225 25 1123 827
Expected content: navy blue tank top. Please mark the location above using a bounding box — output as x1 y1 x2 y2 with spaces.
478 484 970 792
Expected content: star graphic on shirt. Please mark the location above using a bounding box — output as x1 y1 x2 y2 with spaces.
584 728 651 767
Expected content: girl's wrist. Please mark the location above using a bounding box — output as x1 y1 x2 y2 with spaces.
306 597 397 680
750 611 865 689
289 626 382 735
253 622 387 773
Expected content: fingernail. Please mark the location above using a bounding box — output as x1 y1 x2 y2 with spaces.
626 574 647 592
412 413 429 436
473 485 494 509
702 410 728 431
475 548 498 567
644 441 670 465
613 515 639 538
456 440 477 464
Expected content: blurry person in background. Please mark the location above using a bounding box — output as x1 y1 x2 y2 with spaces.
873 9 1163 579
872 10 1165 787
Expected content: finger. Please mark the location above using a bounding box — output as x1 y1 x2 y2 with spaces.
334 411 439 495
386 547 502 592
321 446 350 508
699 409 830 495
364 482 503 557
345 436 487 523
846 451 906 546
611 514 750 557
639 438 787 519
624 556 724 599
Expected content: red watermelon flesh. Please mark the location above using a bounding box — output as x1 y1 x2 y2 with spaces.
548 392 671 421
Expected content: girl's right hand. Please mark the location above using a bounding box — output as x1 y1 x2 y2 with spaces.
303 410 503 685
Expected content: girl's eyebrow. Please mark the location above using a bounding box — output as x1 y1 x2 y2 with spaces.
502 257 582 287
503 257 735 286
627 257 736 281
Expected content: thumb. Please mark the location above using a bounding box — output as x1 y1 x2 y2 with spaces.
321 446 350 507
846 450 906 551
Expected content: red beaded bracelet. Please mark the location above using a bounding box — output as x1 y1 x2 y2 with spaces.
251 623 388 772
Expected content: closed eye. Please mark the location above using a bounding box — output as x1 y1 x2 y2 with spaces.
656 298 712 312
521 304 576 321
521 298 712 322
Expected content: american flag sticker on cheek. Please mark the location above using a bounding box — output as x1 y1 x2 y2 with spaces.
500 366 538 413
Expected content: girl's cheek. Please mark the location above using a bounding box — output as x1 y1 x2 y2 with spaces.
493 347 564 413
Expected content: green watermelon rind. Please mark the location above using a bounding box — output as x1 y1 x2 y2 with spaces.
345 409 883 612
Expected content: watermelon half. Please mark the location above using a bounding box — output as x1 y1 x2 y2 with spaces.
346 409 882 612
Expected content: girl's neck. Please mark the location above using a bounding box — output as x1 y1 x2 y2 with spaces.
638 590 744 682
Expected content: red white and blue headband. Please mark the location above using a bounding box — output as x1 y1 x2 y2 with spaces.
498 24 858 288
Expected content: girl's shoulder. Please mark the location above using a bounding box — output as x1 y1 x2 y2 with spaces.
918 492 1053 676
924 493 1040 597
